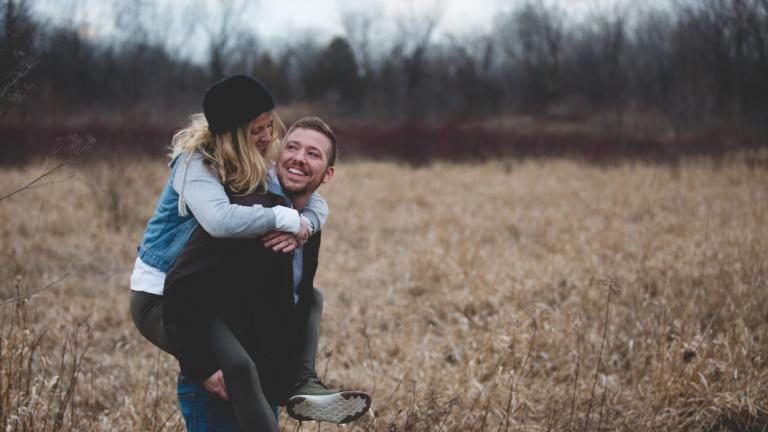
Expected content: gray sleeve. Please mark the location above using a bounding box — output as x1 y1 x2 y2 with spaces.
172 152 278 238
302 191 328 233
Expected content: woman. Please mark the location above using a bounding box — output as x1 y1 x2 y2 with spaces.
129 74 326 430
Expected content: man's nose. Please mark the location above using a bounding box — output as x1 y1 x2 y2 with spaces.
292 148 308 164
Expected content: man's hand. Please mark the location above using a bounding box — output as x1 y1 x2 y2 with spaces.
203 370 229 400
264 220 309 253
263 231 300 252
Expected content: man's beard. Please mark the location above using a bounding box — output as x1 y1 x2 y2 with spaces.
280 176 322 198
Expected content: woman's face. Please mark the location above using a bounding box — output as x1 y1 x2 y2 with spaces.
249 111 274 155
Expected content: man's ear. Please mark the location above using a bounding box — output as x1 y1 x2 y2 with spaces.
321 166 335 184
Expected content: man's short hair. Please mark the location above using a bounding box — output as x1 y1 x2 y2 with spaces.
285 117 338 167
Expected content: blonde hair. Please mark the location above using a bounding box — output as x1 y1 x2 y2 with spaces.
169 111 286 215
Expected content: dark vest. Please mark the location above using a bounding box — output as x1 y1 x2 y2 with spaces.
163 191 321 404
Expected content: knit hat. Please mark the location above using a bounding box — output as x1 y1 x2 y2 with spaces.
203 74 275 135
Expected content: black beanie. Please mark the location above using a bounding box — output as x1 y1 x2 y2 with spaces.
203 74 275 135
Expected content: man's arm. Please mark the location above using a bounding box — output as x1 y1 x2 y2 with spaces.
302 191 329 235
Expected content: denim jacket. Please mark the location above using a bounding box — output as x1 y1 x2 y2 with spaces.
137 158 199 273
137 154 328 274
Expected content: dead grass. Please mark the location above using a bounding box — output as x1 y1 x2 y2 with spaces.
0 152 766 431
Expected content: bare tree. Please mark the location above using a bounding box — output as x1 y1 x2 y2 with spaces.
0 51 35 119
227 31 262 75
0 1 80 310
304 36 361 112
189 0 258 80
340 6 378 79
443 33 502 115
390 0 445 117
114 0 151 44
495 1 565 108
1 0 37 119
3 0 768 133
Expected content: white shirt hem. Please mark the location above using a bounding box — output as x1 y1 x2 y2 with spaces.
130 257 166 296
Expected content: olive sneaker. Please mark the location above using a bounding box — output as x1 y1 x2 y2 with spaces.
286 377 371 424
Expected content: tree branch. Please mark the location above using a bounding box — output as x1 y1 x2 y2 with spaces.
0 161 70 202
0 273 69 306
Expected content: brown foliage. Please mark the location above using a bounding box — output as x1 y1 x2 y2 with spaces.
0 154 766 430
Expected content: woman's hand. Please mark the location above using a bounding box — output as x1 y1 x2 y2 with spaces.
203 369 229 400
296 218 311 244
263 219 310 253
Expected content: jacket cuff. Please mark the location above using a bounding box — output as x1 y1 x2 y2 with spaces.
273 206 301 234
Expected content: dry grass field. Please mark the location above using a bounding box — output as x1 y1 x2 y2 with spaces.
0 153 766 431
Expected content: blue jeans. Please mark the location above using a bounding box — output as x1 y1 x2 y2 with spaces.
177 374 279 432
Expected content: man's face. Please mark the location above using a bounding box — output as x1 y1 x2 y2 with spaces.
249 111 274 155
276 128 334 197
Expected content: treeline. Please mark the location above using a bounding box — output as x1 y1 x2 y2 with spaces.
1 0 767 129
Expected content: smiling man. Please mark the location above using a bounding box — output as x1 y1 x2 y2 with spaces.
279 126 335 198
162 117 371 431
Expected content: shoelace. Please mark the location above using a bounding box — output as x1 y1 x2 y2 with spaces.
295 376 328 390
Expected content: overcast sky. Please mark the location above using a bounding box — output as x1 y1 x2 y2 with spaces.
33 0 647 36
31 0 659 60
242 0 648 39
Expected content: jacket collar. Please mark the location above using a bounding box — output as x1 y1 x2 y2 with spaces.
267 167 293 207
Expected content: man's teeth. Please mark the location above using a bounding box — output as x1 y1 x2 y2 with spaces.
287 167 305 175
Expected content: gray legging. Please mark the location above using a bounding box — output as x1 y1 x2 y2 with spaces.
129 289 323 431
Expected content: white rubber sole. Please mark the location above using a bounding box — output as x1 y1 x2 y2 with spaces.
286 391 371 423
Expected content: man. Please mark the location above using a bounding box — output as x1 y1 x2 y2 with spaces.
163 117 371 431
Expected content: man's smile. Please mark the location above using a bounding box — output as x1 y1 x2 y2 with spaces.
286 166 308 177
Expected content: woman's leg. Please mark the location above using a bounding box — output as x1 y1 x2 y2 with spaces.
132 290 277 431
130 290 173 354
206 317 279 432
